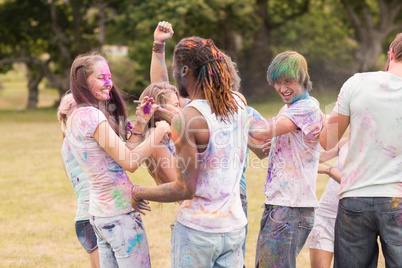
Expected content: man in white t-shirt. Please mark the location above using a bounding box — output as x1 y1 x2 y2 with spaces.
320 33 402 268
132 36 249 267
250 51 324 267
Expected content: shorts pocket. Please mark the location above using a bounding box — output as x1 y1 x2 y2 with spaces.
97 220 125 251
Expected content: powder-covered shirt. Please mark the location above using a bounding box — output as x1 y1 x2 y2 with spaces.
175 95 249 233
316 142 349 218
66 106 134 217
336 72 402 198
264 96 324 208
61 138 90 222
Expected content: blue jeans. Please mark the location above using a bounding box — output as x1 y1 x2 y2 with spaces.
334 197 402 268
255 205 315 268
75 219 98 253
171 221 245 268
240 193 248 267
90 211 151 268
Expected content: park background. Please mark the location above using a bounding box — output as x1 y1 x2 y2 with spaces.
1 0 399 267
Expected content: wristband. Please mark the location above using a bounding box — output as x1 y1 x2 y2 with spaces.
153 42 165 53
130 130 145 137
328 166 333 176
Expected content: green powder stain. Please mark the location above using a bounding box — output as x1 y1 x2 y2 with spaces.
113 189 124 208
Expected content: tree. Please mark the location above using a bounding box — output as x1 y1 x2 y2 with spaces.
340 0 402 72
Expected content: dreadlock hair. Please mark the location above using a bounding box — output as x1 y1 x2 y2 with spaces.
174 37 242 122
70 52 129 140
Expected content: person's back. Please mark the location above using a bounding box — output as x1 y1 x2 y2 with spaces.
336 71 402 198
320 32 402 268
175 94 248 232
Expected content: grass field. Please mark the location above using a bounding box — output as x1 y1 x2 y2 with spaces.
0 81 385 268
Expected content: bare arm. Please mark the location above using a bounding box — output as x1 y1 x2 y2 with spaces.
319 110 350 150
248 135 269 159
131 108 205 205
318 164 342 184
249 115 298 141
150 21 173 83
319 137 349 163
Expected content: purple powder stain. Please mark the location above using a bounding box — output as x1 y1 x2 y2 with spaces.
77 177 79 182
143 103 151 115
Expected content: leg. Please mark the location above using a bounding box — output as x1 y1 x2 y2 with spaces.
214 227 245 268
309 249 333 268
255 206 313 268
171 221 216 268
240 193 248 267
376 197 402 268
334 198 378 268
89 248 100 268
307 215 336 268
92 212 151 268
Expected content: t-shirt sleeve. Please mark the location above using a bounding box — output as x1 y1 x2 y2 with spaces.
283 98 324 139
76 107 108 138
247 106 264 120
336 74 359 116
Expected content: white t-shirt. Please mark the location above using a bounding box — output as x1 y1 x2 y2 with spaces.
66 106 134 217
336 72 402 198
264 96 324 208
316 143 349 218
175 95 249 233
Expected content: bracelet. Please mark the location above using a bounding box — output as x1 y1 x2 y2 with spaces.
328 166 333 176
153 42 165 53
130 130 145 137
131 184 141 202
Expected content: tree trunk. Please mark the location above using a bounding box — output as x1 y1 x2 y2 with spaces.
354 35 384 72
26 65 44 109
239 0 273 99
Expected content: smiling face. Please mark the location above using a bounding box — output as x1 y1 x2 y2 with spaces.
86 60 112 102
274 80 305 106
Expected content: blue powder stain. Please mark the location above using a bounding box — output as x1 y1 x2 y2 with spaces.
83 152 88 161
127 233 143 253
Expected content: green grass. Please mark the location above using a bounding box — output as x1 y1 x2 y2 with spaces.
0 82 385 267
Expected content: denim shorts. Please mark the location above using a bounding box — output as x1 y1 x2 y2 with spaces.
75 219 98 253
90 211 151 268
171 221 245 268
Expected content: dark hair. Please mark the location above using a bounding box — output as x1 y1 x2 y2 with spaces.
174 37 242 122
70 52 129 140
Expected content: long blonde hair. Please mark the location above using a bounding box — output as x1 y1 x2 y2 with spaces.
140 82 178 185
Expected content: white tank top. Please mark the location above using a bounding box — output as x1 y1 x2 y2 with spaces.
175 95 248 233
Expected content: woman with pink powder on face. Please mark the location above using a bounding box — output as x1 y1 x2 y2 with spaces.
65 52 171 267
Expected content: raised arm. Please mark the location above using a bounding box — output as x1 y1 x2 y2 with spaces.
150 21 174 83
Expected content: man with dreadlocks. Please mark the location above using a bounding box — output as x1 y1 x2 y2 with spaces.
131 36 249 267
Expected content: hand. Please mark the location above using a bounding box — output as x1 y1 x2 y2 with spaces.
135 97 159 126
154 21 174 43
131 199 151 215
262 139 272 155
155 120 171 135
317 164 330 174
